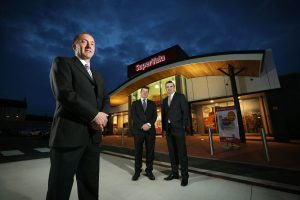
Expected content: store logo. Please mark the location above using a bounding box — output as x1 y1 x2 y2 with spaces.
135 55 166 72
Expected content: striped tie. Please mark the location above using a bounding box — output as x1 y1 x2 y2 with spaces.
85 64 93 79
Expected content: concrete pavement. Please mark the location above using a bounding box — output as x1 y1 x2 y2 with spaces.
1 153 300 200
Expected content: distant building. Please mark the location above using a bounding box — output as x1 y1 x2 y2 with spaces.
0 98 52 135
0 98 27 121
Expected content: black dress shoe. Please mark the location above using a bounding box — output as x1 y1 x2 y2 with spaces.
145 172 155 180
181 177 188 186
164 173 179 181
132 173 140 181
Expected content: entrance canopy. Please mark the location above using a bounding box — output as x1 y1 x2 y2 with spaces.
110 50 265 106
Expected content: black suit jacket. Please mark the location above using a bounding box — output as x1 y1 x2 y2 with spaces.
49 56 110 147
131 99 157 135
162 92 189 135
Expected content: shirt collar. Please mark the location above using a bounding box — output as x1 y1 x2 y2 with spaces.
76 56 90 67
169 92 175 99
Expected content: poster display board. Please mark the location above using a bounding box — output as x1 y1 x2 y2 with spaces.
216 106 240 144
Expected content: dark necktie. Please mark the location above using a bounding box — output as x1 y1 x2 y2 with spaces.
142 99 147 111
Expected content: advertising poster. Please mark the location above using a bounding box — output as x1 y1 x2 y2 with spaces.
216 106 241 144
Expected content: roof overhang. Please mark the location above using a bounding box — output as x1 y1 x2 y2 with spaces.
110 51 265 106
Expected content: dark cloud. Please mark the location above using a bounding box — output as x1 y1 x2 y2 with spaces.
1 0 300 115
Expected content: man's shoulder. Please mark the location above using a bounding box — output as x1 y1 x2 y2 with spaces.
51 57 76 67
175 92 186 98
53 56 74 63
175 93 188 105
132 100 140 105
147 99 155 104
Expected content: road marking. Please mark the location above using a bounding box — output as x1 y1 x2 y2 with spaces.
34 148 50 153
0 150 24 156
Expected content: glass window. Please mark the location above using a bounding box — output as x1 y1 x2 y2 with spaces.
130 76 176 104
191 96 265 135
129 76 176 135
147 82 161 105
240 99 263 133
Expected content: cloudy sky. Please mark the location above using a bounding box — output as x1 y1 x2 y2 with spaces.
1 0 299 115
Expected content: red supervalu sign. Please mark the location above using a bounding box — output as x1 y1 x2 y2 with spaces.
127 45 189 78
135 55 166 72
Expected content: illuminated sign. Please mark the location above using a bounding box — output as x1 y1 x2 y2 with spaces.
127 45 189 78
136 55 166 72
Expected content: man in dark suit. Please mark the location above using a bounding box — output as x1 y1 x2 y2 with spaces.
162 80 189 186
46 32 110 200
131 86 157 181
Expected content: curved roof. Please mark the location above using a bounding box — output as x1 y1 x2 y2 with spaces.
110 50 265 106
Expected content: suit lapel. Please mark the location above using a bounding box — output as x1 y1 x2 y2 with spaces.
163 98 168 109
145 100 151 113
72 57 95 84
169 92 177 107
90 68 98 84
139 100 143 111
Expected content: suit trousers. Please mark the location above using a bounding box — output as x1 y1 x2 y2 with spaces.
166 124 189 177
133 132 155 174
46 139 100 200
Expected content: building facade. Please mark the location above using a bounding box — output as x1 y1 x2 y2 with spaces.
108 45 280 140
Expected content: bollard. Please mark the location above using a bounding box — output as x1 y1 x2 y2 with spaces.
208 128 214 156
260 128 270 162
121 128 124 146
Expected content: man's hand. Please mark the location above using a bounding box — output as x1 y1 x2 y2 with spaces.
91 121 104 131
141 123 151 131
91 112 108 131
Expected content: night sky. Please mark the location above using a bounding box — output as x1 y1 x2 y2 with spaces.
1 0 299 115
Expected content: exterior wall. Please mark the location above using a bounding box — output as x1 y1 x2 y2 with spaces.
187 76 229 101
207 76 229 98
236 50 280 93
186 50 280 102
